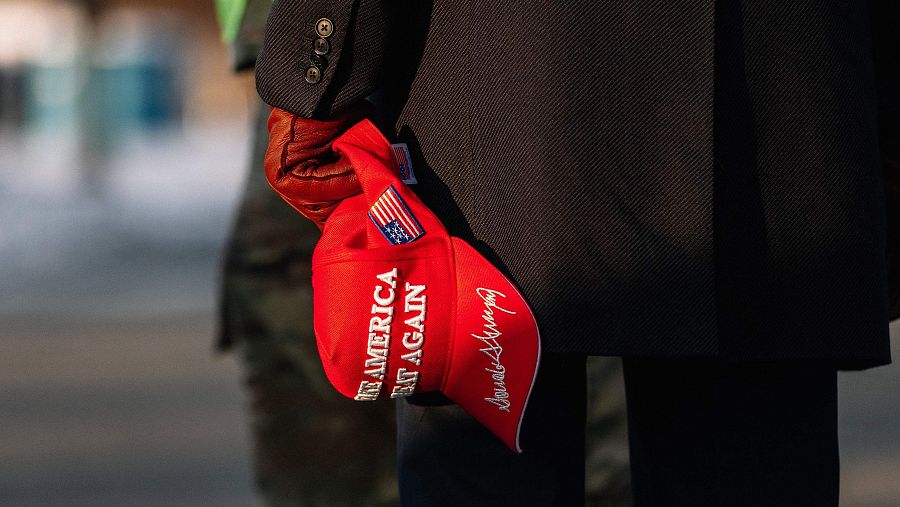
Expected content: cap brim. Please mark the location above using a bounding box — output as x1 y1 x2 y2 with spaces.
443 238 541 453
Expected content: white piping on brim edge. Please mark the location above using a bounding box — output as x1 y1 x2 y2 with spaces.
509 281 542 455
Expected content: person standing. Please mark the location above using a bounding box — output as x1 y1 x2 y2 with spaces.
255 0 898 504
215 1 398 504
216 1 633 505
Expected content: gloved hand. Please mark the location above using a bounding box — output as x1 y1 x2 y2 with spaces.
264 101 373 229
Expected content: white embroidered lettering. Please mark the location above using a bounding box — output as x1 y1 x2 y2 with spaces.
472 287 517 412
355 380 382 400
376 268 398 288
401 331 424 365
369 315 392 334
368 331 388 348
360 268 399 391
404 314 424 333
401 348 423 366
393 282 427 393
373 286 395 307
402 331 424 350
390 368 420 398
371 303 394 317
404 283 427 310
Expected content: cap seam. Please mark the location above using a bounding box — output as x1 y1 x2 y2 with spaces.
438 237 458 393
312 252 449 268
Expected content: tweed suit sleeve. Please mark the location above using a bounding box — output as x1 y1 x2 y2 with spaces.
869 0 900 320
255 0 388 119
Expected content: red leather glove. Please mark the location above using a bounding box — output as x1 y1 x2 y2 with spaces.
264 102 373 229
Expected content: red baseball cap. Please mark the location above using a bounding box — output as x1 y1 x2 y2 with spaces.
311 119 542 453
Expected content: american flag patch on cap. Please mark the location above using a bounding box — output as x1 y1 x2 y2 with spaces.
391 143 417 185
368 185 425 245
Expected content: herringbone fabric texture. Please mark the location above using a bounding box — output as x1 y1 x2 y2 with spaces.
257 0 895 368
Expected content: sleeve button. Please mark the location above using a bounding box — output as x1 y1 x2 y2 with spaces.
304 66 322 84
313 37 331 55
315 18 334 37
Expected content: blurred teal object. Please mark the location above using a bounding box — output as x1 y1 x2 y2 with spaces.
23 62 83 131
93 62 181 128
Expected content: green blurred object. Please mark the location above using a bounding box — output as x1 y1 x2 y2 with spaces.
216 0 270 70
215 0 248 44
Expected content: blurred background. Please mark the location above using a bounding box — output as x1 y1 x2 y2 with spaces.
0 1 897 506
1 0 257 505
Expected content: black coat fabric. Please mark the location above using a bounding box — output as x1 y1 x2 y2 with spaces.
256 0 898 368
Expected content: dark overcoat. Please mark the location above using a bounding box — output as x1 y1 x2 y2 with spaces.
256 0 899 368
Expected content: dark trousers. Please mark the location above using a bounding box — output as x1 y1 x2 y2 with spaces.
624 359 839 507
396 353 588 506
396 356 838 506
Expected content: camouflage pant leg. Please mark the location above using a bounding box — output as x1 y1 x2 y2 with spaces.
219 100 397 506
585 356 632 506
237 330 398 507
